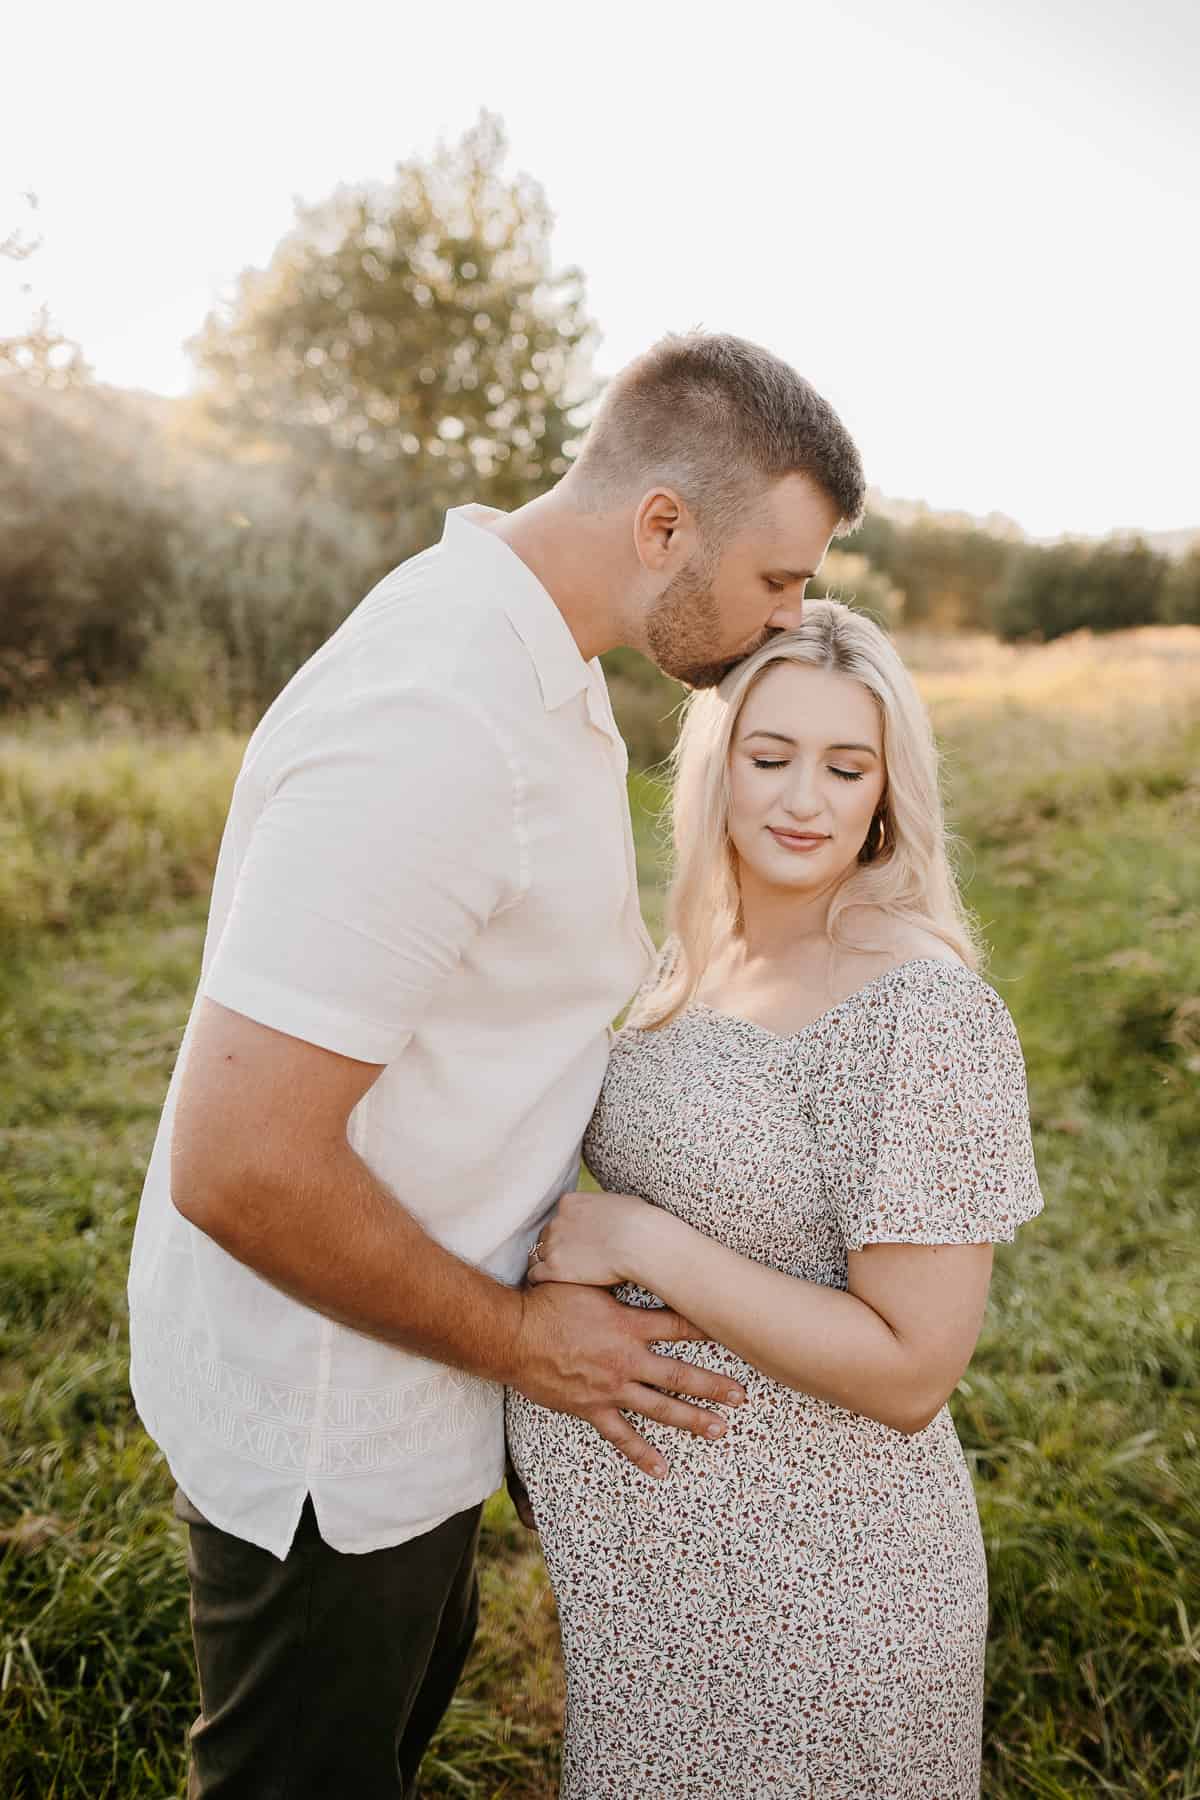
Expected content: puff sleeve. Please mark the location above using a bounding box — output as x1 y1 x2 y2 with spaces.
809 963 1044 1251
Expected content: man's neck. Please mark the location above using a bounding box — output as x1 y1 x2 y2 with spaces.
486 490 639 663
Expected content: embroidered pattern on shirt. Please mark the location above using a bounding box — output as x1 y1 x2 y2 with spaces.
134 1309 501 1477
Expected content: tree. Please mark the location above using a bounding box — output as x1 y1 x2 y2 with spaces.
0 300 91 389
1 189 41 266
0 193 91 389
189 113 596 557
851 506 1019 631
990 536 1169 641
809 549 903 627
1160 546 1200 626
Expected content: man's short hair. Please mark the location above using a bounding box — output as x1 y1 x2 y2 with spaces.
569 332 866 540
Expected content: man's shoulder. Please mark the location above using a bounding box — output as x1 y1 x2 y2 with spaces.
258 570 530 745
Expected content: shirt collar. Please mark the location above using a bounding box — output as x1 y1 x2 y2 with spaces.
442 505 596 714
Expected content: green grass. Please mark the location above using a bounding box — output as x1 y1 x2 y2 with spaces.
2 627 1199 1796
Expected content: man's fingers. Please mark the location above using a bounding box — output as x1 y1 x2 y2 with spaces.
642 1349 746 1409
591 1409 668 1479
625 1386 729 1441
630 1305 709 1343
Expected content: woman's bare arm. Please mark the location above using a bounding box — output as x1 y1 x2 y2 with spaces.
529 1191 993 1434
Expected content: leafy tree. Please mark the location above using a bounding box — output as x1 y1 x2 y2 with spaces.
0 383 172 696
1 189 41 266
852 507 1018 630
189 113 596 557
808 548 903 627
0 301 91 388
991 536 1169 641
1160 546 1200 625
1 194 91 390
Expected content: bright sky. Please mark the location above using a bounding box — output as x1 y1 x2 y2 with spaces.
3 0 1197 538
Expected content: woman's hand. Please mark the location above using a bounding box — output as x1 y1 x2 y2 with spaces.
526 1189 657 1289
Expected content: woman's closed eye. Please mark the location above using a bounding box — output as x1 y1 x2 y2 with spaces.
751 759 865 780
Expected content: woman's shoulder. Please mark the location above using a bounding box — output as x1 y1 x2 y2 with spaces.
869 920 964 973
858 954 1025 1085
820 929 1015 1059
825 927 981 1015
880 943 1007 1021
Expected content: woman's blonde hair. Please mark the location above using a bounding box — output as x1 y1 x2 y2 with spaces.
632 598 981 1030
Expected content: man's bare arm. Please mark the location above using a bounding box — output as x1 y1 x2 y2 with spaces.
170 1000 744 1476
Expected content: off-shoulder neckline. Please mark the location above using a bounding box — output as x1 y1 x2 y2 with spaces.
684 955 983 1045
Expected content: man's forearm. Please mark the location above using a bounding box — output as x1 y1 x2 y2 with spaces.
174 1136 527 1385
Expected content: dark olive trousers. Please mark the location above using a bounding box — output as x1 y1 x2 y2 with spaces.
174 1489 483 1800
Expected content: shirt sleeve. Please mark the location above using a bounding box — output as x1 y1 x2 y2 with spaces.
201 687 524 1064
810 966 1045 1251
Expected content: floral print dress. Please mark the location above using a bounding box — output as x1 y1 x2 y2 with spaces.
506 955 1044 1799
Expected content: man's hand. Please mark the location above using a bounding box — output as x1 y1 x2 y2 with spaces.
508 1282 746 1479
172 1004 746 1482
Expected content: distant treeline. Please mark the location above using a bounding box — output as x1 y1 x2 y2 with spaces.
2 114 1197 730
848 510 1200 638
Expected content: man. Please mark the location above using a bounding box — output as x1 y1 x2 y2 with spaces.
128 331 865 1797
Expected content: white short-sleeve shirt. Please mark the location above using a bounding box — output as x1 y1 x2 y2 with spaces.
127 506 655 1558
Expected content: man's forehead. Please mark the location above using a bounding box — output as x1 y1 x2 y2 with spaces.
771 472 837 522
753 476 837 551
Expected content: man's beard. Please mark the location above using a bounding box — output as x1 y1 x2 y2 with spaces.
644 559 769 690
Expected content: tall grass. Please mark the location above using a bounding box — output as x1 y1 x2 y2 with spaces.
1 626 1198 1797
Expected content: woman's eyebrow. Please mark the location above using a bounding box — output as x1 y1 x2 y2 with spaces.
742 729 880 757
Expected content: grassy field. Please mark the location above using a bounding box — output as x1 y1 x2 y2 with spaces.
2 626 1198 1797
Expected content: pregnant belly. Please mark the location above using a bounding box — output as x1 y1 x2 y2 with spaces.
506 1324 979 1570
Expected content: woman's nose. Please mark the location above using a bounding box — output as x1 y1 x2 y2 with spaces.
782 767 823 819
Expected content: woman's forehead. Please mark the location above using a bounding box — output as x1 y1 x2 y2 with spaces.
738 661 880 739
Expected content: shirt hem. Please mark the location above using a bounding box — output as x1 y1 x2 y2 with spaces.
130 1352 504 1561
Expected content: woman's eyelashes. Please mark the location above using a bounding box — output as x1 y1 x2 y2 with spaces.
749 757 865 780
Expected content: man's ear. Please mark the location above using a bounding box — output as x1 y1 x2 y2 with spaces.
632 487 690 574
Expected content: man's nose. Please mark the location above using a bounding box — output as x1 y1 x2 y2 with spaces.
767 598 805 632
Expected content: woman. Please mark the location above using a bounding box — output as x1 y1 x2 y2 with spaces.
506 600 1044 1799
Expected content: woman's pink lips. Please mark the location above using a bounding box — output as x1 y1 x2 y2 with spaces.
768 827 830 851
